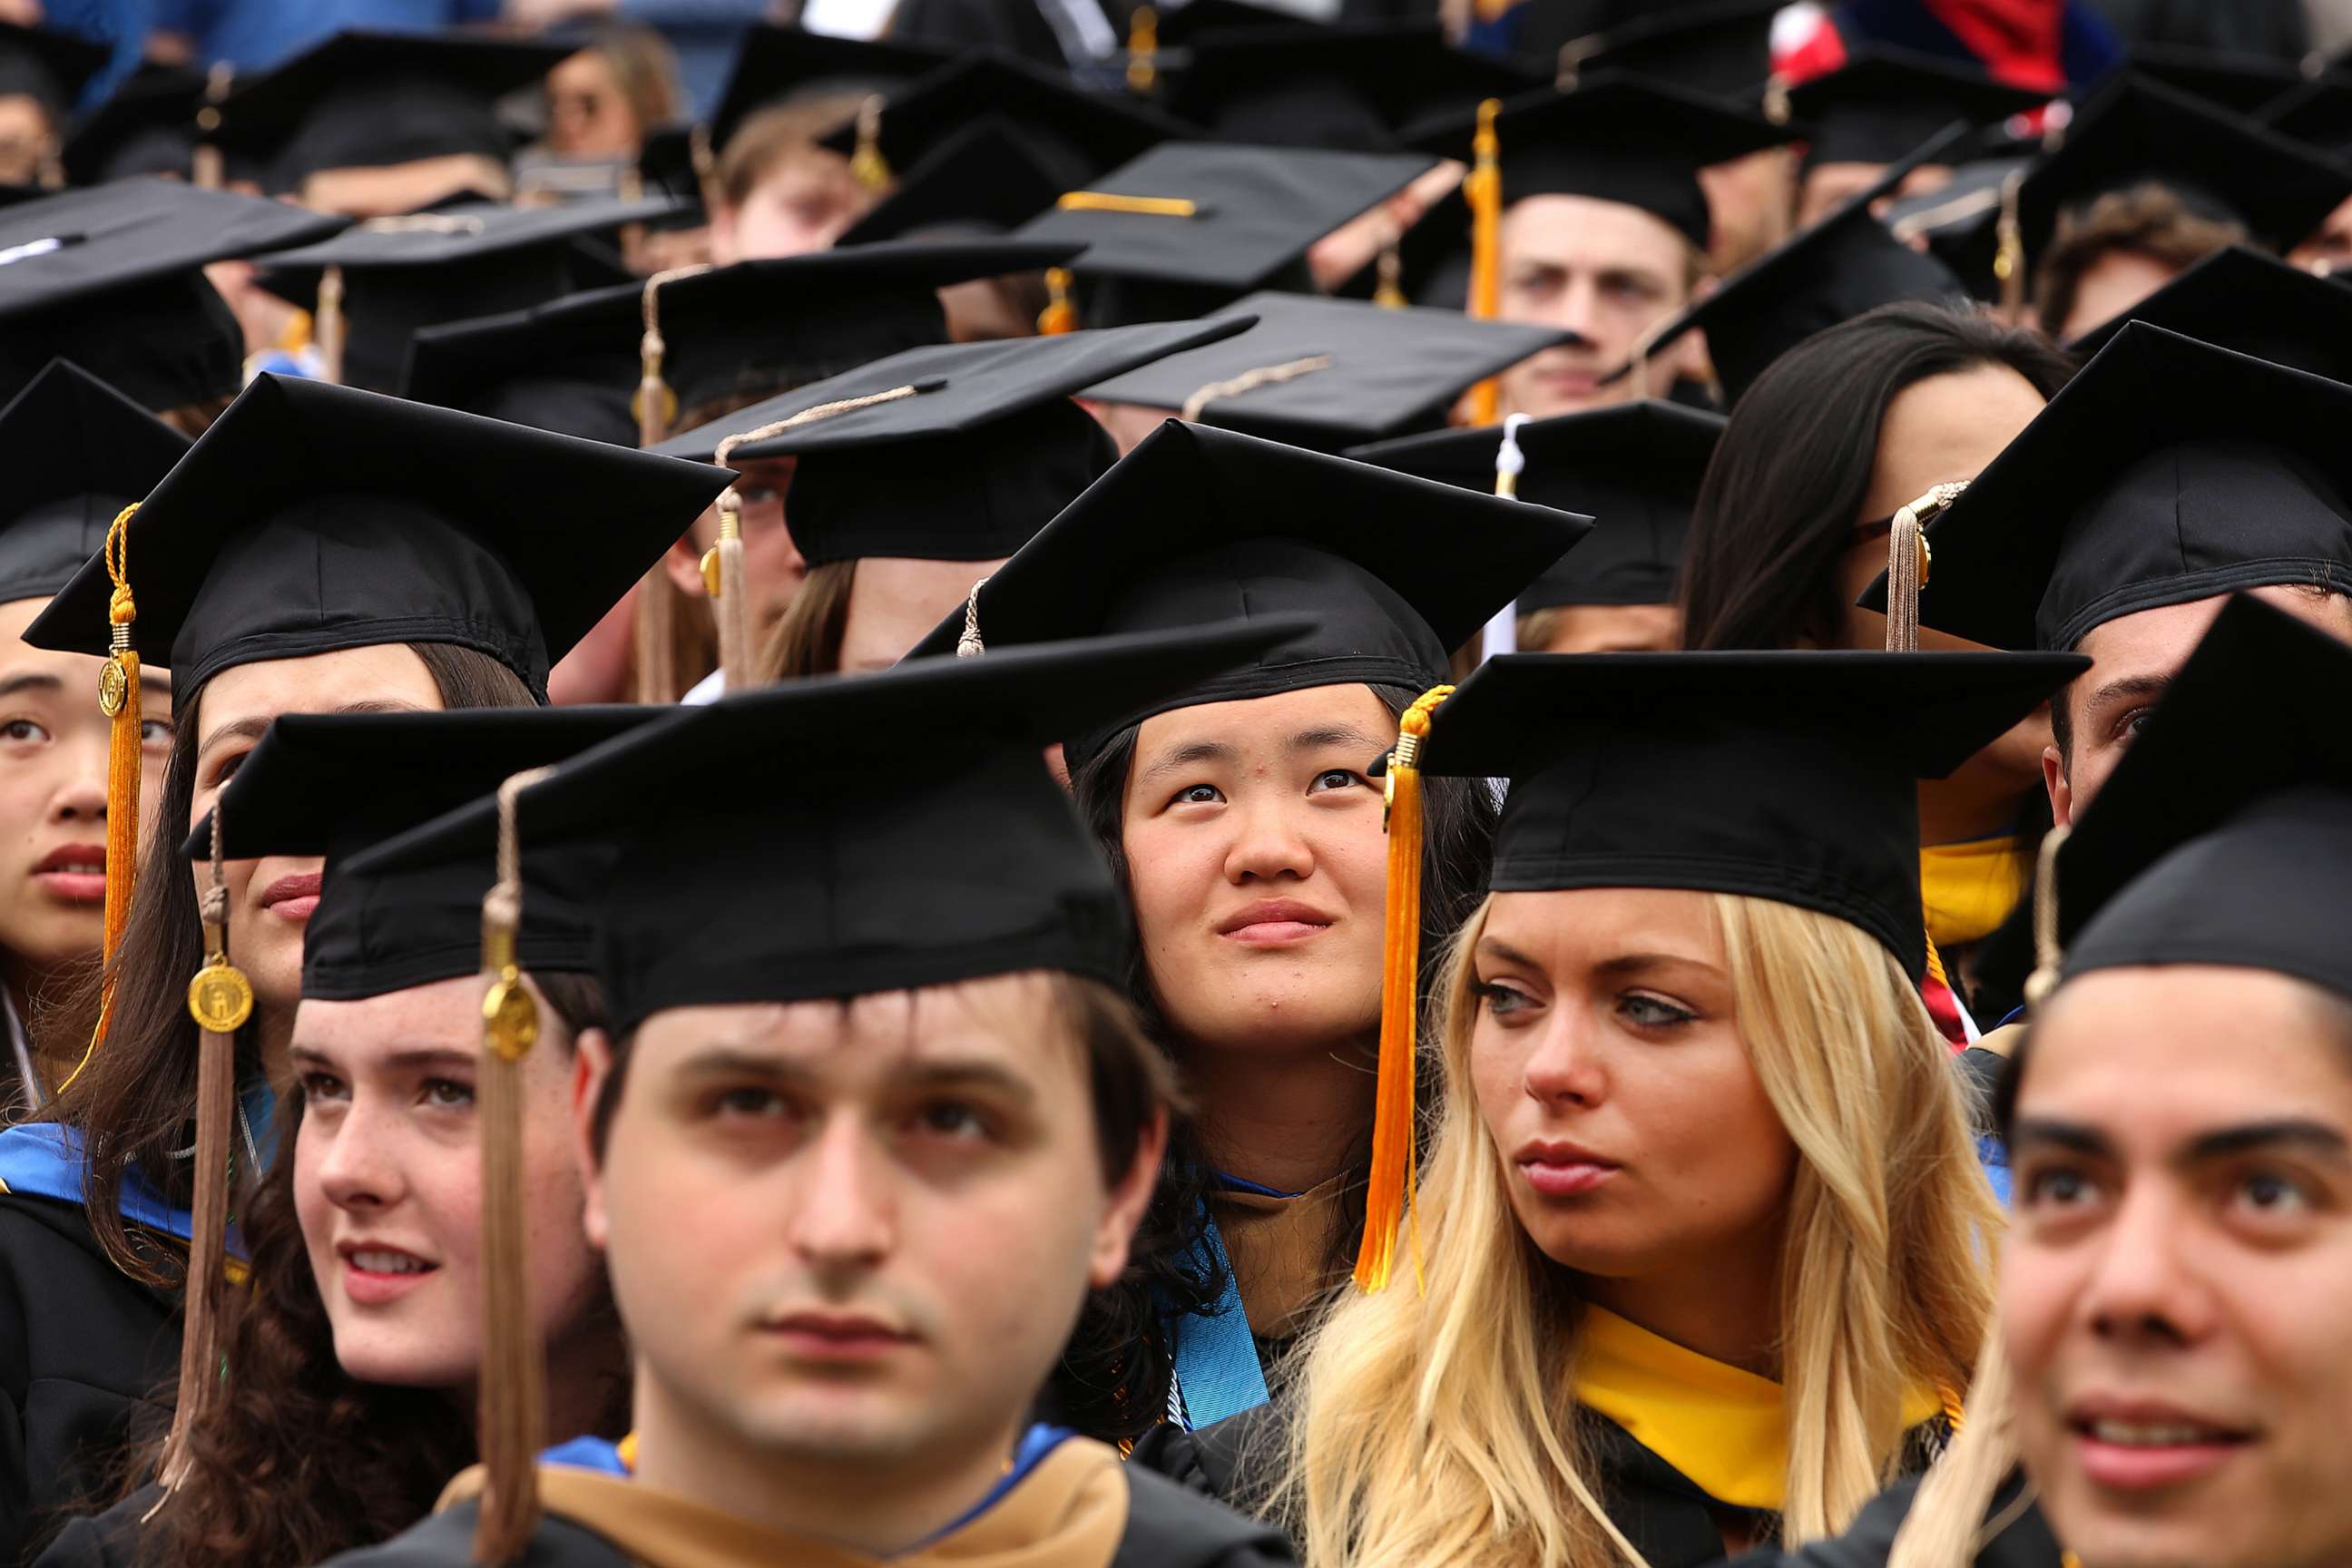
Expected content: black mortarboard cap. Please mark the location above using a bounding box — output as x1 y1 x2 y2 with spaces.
834 116 1066 242
1535 0 1783 104
709 27 952 152
2124 44 2310 115
906 419 1595 759
1020 141 1433 328
405 236 1079 439
1348 398 1721 608
192 707 662 999
211 29 571 195
817 51 1194 191
1416 650 2085 977
0 360 189 605
635 122 704 205
658 316 1247 566
0 181 342 411
1167 24 1540 152
23 374 733 696
2257 72 2352 158
1407 73 1795 250
1864 322 2352 652
1620 127 1969 405
469 620 1307 1031
2053 593 2352 1001
2062 244 2352 379
2002 74 2350 279
1785 46 2050 169
0 24 106 122
62 64 206 186
254 194 677 395
1153 0 1308 47
1078 291 1567 452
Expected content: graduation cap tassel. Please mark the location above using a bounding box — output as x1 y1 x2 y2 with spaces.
158 809 254 1491
2021 824 2070 1014
634 264 711 447
475 768 555 1568
850 93 892 193
65 505 147 1085
315 265 346 387
191 64 231 190
1882 483 1962 653
1465 99 1504 425
1355 683 1454 1294
1126 5 1159 96
1038 268 1076 336
1372 230 1408 310
1993 169 2026 316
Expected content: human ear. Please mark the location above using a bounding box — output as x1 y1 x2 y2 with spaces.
2042 740 2073 828
573 1030 614 1251
1088 1107 1170 1290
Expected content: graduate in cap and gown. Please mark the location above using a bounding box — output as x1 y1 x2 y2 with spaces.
1188 644 2079 1568
326 622 1308 1568
1781 46 2050 227
1757 593 2352 1568
914 424 1592 1442
38 706 660 1568
0 24 106 191
0 377 722 1561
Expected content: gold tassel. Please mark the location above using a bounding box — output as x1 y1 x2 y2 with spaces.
314 265 346 387
1354 684 1454 1293
629 568 680 704
158 809 254 1490
1881 483 1964 653
1372 232 1407 309
633 264 710 447
191 64 230 189
473 768 554 1567
1037 268 1076 335
1993 169 2025 315
1464 100 1504 425
66 505 145 1089
956 577 990 657
1126 5 1159 96
849 93 891 193
2021 824 2070 1014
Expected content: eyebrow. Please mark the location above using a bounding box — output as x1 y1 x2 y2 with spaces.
1476 937 1716 977
289 1044 479 1075
1291 724 1388 756
2010 1116 2350 1164
0 671 63 701
2075 672 2169 719
198 698 430 760
1137 725 1390 789
668 1045 1038 1106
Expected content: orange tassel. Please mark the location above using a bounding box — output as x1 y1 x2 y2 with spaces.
1464 99 1504 425
1038 268 1076 336
71 505 143 1084
1354 684 1453 1293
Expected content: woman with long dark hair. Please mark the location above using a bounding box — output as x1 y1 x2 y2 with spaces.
0 378 725 1558
1677 302 2077 1020
909 422 1592 1446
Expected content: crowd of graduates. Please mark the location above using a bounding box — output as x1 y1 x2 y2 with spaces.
0 4 2347 1568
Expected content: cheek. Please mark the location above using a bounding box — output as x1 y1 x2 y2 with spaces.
293 1131 333 1245
1997 1246 2078 1388
1632 1036 1790 1191
1467 1018 1532 1131
1120 819 1207 937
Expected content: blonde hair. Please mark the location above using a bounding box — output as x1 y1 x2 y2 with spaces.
1276 891 1999 1568
1886 1326 2025 1568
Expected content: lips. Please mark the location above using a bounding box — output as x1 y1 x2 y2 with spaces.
1217 898 1335 946
2067 1398 2254 1492
763 1310 915 1363
337 1241 438 1307
1514 1138 1622 1198
259 869 324 923
31 843 106 905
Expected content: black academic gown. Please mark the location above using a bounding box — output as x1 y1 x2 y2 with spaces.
326 1453 1294 1568
0 1195 176 1563
1134 1407 1959 1568
1725 1471 2064 1568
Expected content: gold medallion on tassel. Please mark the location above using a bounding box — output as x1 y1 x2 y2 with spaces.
187 962 254 1034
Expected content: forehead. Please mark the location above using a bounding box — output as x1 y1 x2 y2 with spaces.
2073 596 2228 686
632 973 1083 1083
1500 193 1689 273
1483 885 1724 964
1132 681 1392 761
198 643 441 733
2024 966 2352 1137
293 974 487 1056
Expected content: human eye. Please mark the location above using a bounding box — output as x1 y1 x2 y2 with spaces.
139 717 173 747
299 1068 350 1106
420 1077 475 1111
1618 993 1699 1031
0 718 49 744
1307 768 1369 795
2017 1162 2105 1213
201 745 250 792
710 1084 792 1121
1167 782 1224 808
2228 1167 2318 1223
908 1099 996 1144
1474 979 1539 1022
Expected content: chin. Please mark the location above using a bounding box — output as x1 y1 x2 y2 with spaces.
330 1334 475 1389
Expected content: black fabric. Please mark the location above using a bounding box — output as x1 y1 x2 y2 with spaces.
317 1494 629 1566
816 51 1194 190
0 24 105 124
0 360 188 606
1417 652 2085 978
885 0 1139 75
2053 595 2352 1002
837 118 1070 243
2061 244 2352 381
1407 73 1793 249
406 623 1299 1034
656 318 1241 567
30 1482 160 1568
0 1195 178 1565
1628 125 1970 407
1786 46 2050 170
1725 1469 2063 1568
23 374 731 697
61 64 206 187
187 708 662 1003
707 26 951 152
1540 0 1785 104
1020 142 1436 294
2125 42 2307 114
208 29 570 193
1080 291 1568 452
1867 323 2352 653
1167 24 1539 152
903 420 1593 757
2259 74 2352 158
1348 398 1723 608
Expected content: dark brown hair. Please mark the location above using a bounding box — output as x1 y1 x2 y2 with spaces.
754 557 854 681
1680 300 2075 653
128 972 618 1568
51 642 535 1288
2033 183 2244 341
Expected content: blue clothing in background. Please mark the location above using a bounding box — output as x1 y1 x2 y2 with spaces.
613 0 765 122
148 0 502 74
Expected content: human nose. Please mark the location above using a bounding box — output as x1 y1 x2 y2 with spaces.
787 1116 895 1279
1220 790 1317 885
2078 1181 2214 1351
1520 1004 1609 1110
313 1097 407 1215
49 729 107 826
